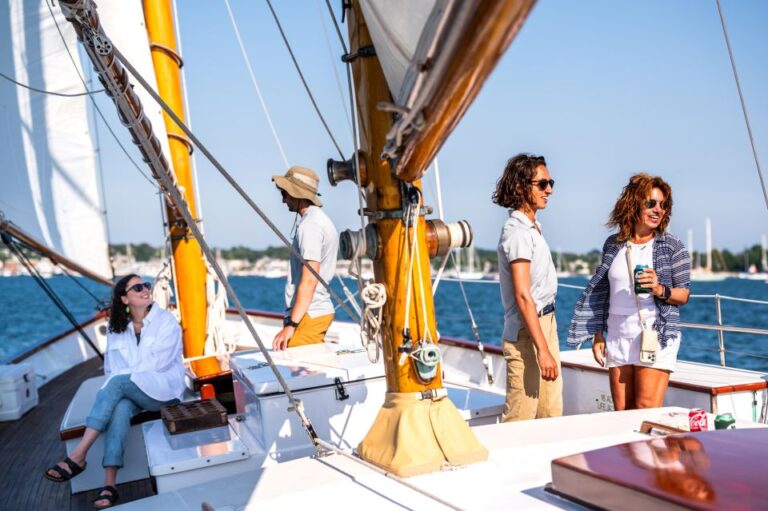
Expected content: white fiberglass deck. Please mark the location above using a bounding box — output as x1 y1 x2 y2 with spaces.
113 407 766 510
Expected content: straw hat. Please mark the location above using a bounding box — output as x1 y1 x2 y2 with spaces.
272 166 323 207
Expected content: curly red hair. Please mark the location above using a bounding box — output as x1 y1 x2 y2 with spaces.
608 173 673 242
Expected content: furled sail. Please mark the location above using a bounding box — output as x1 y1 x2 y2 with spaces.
358 0 439 103
0 0 110 278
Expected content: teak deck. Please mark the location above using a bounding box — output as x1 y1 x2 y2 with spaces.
0 358 154 510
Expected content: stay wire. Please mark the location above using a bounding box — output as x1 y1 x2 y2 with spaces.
264 0 345 159
110 44 361 324
58 265 108 307
1 234 104 360
715 0 768 212
44 1 161 192
0 70 104 97
224 0 290 168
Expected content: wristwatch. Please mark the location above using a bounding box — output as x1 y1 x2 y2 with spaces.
284 317 300 328
661 285 672 301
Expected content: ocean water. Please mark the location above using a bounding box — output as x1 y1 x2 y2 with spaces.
1 275 767 371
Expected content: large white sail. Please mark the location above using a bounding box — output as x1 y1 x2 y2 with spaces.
0 0 110 278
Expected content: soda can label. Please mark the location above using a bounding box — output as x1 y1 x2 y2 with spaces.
689 408 708 432
715 413 736 430
634 265 650 294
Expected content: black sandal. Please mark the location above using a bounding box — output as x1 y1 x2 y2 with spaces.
43 456 86 483
93 485 119 509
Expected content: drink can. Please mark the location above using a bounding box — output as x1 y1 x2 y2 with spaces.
715 413 736 430
689 408 708 432
634 265 650 294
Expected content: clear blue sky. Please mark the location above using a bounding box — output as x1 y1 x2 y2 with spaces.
94 0 768 254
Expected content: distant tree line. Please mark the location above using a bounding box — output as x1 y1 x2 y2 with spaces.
98 243 767 273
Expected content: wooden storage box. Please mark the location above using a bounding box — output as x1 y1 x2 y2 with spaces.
161 399 227 435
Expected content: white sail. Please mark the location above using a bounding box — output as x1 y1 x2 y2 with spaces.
359 0 438 101
0 0 110 278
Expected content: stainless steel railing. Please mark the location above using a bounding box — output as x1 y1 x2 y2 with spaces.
440 278 768 368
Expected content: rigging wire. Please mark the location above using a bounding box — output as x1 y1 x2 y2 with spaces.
111 45 361 324
264 0 345 159
223 0 290 169
0 70 105 97
1 233 104 360
715 0 768 212
315 0 353 133
57 265 108 307
44 1 161 192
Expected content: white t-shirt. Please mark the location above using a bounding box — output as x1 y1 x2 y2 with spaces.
285 205 339 318
497 210 557 341
608 240 655 315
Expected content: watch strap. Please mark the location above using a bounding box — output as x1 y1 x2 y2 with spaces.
284 317 300 328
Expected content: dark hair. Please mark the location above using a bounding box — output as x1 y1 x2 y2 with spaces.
608 173 673 243
108 274 139 334
492 153 547 209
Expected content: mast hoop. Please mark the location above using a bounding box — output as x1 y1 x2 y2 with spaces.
149 42 184 69
168 132 194 155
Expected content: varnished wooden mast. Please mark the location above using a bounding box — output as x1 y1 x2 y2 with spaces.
347 3 440 394
143 0 208 359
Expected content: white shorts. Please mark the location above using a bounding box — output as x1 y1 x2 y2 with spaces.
605 313 680 372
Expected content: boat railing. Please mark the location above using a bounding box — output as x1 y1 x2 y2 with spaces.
439 278 768 368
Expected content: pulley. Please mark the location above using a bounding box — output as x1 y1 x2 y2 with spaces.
327 151 367 187
339 223 380 260
425 219 473 258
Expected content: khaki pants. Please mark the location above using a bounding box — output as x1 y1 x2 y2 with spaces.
289 313 334 347
501 313 563 422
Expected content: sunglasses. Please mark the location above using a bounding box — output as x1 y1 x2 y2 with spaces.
644 199 669 210
126 282 151 294
531 179 555 191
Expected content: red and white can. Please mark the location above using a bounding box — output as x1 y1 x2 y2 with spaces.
688 408 709 432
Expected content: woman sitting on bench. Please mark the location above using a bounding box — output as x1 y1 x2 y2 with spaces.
44 274 185 509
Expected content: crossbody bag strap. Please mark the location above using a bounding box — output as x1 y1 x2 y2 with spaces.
625 244 648 329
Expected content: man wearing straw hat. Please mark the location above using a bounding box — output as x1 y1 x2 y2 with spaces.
271 166 338 351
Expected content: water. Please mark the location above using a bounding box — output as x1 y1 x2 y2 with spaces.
1 275 767 371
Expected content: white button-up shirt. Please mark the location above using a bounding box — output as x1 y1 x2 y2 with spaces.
104 303 185 402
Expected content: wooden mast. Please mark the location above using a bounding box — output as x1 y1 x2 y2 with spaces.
348 2 486 477
143 0 208 360
347 5 440 395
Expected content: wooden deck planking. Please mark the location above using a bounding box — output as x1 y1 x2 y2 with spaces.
0 358 154 510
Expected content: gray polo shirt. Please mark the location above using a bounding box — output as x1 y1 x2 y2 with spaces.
497 209 557 341
285 205 338 318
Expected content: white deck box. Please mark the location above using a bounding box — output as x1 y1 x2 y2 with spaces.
0 363 38 421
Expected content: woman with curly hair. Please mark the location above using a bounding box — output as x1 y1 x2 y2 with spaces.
44 274 184 509
494 153 561 422
568 173 690 410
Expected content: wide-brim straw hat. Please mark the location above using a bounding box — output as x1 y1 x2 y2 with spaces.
272 166 323 207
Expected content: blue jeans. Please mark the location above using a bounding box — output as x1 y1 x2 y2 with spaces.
85 374 178 468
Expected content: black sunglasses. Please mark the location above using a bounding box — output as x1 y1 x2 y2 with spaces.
531 179 555 191
126 282 151 294
645 199 669 210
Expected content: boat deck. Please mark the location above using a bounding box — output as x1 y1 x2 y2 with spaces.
0 357 154 510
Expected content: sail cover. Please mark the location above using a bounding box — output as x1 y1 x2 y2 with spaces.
359 0 439 103
0 0 110 278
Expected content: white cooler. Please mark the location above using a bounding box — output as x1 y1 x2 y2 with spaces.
0 363 38 421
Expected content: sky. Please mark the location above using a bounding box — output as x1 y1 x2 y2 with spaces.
92 0 768 254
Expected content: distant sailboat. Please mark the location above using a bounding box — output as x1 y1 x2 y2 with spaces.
690 217 728 282
453 244 484 280
737 234 768 281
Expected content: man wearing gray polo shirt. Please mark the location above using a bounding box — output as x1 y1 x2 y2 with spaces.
271 166 338 350
493 153 561 422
